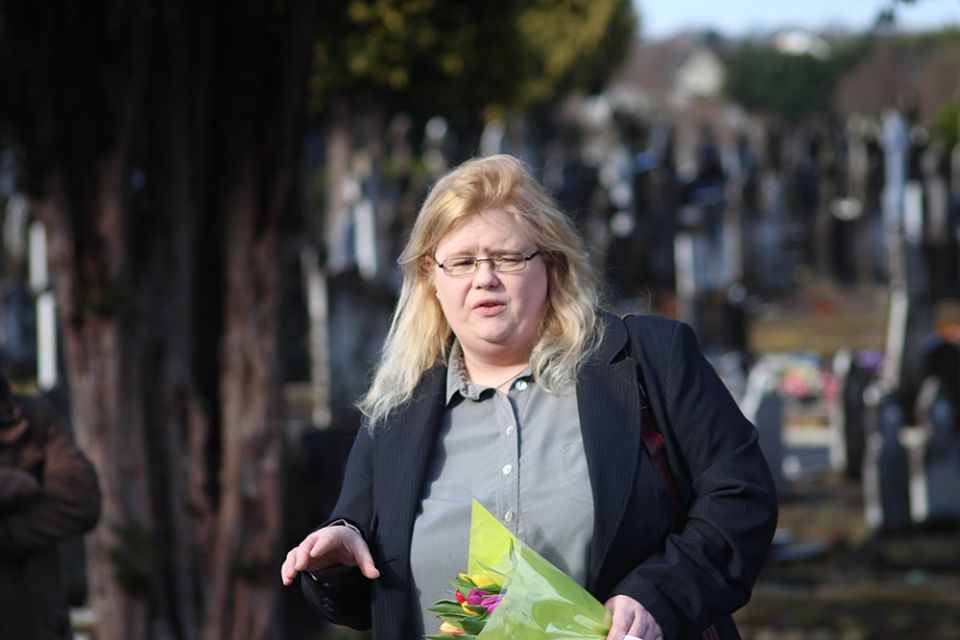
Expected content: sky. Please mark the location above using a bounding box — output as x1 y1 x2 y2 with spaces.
636 0 960 38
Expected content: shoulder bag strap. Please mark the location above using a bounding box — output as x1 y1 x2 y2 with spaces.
622 317 722 640
620 316 685 532
638 384 685 534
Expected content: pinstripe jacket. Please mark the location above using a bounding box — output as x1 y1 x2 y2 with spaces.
302 313 778 639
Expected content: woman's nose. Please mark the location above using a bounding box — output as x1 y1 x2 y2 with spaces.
473 260 500 287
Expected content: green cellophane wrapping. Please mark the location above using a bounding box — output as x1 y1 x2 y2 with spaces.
466 500 611 639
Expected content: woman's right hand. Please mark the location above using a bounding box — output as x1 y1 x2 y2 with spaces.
280 524 380 586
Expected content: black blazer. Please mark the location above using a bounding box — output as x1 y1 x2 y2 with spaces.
302 313 778 639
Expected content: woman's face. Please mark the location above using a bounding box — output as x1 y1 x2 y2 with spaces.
432 209 548 367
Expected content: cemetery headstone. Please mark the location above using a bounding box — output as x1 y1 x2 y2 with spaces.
916 382 960 524
832 349 877 479
863 391 912 530
742 363 784 489
923 339 960 434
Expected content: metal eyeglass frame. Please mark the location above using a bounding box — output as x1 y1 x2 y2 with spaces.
434 250 541 276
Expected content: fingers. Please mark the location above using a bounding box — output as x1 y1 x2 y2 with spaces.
604 595 631 640
604 595 663 640
346 535 381 579
305 530 339 567
282 531 324 585
280 525 380 586
280 548 301 586
317 527 380 578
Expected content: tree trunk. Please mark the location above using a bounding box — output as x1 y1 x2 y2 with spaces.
139 4 214 636
206 153 284 640
20 5 161 630
8 1 315 638
201 1 313 638
37 167 159 640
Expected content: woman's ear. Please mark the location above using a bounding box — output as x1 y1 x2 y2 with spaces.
420 254 437 281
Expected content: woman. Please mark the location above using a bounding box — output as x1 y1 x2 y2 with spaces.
281 155 778 640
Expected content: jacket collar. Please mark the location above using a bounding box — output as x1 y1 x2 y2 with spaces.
577 312 642 591
374 312 642 593
373 365 447 566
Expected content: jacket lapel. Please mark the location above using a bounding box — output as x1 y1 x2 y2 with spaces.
374 365 447 568
577 314 643 591
373 317 644 593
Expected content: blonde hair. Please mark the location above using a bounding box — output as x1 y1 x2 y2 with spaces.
359 154 604 424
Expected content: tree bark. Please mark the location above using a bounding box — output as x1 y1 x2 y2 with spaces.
20 4 161 633
207 152 284 640
202 1 313 638
139 3 213 636
5 1 315 638
38 162 159 640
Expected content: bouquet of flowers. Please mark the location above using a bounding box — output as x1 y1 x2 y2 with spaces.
426 500 611 639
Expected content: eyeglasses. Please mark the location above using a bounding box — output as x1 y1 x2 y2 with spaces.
435 251 541 277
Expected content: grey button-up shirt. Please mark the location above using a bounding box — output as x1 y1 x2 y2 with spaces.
409 344 594 635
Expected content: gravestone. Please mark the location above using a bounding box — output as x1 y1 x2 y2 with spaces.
917 383 960 524
881 110 908 281
922 147 952 300
923 339 960 434
742 363 784 489
863 391 912 530
951 139 960 293
754 170 793 293
754 389 785 487
896 187 935 413
685 285 748 354
1 281 36 377
832 350 852 477
832 349 876 479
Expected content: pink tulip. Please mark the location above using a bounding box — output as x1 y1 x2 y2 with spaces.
480 594 503 613
466 589 487 605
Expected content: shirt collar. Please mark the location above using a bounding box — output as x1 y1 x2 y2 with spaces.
445 341 532 405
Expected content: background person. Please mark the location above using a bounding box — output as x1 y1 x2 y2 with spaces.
0 373 101 640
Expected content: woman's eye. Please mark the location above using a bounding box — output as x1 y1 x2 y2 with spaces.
447 257 475 268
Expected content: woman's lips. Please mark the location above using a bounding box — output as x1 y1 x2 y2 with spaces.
473 300 505 316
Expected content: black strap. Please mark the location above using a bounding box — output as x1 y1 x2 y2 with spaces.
621 317 685 531
638 389 685 534
622 318 721 640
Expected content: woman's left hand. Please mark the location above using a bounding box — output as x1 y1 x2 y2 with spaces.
604 594 664 640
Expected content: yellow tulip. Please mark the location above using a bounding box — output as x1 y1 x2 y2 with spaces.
438 621 463 634
471 573 497 589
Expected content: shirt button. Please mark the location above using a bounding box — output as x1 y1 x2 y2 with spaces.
505 425 514 436
502 464 512 475
504 510 515 522
515 380 528 391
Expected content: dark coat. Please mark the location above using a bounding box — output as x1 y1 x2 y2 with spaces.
302 313 778 639
0 395 101 640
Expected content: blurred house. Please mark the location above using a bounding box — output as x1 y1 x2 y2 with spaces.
606 31 725 116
